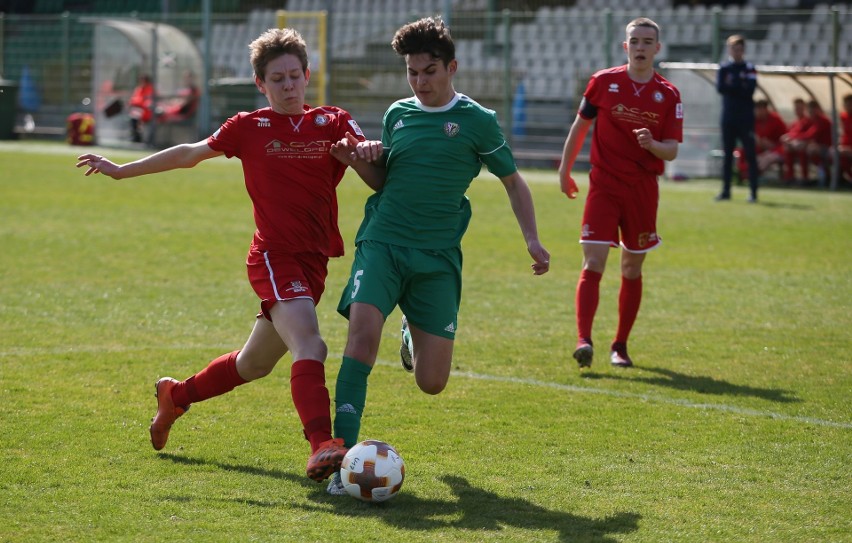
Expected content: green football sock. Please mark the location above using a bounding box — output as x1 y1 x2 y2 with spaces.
333 356 372 448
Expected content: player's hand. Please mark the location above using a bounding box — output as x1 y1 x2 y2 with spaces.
329 132 359 165
330 132 383 164
354 139 383 162
76 153 120 178
560 175 579 199
528 240 550 276
633 128 654 151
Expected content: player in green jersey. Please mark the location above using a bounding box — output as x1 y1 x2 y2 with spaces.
325 17 550 494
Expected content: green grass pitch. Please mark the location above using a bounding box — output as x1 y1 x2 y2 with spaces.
1 141 850 542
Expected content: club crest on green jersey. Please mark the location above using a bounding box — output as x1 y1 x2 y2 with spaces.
443 122 460 137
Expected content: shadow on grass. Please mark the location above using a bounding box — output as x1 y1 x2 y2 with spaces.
755 200 814 210
302 475 640 542
583 366 800 403
158 454 640 541
158 452 315 487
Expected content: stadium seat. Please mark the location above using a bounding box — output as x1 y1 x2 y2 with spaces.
802 22 822 42
721 5 741 27
525 77 548 99
786 22 804 42
752 41 774 64
775 41 794 65
791 42 812 66
673 5 692 24
811 4 832 24
811 42 831 66
766 22 785 43
740 5 758 24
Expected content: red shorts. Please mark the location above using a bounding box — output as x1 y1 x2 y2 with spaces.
246 249 329 320
581 168 661 253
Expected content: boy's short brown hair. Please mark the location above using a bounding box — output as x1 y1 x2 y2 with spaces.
249 28 309 81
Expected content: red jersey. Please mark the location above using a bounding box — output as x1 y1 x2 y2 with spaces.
580 65 683 178
756 111 787 144
784 115 813 141
800 112 832 146
755 110 787 152
129 82 154 122
208 105 364 257
840 110 852 146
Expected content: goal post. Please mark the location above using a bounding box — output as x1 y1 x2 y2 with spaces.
276 10 328 106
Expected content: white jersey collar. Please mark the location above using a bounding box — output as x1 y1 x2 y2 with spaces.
414 92 461 112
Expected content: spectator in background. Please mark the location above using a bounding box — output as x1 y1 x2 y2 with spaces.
740 99 787 177
128 74 154 143
157 70 200 124
716 34 758 202
781 97 813 183
839 93 852 183
782 99 832 184
802 100 833 184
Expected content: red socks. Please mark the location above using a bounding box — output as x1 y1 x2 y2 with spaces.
576 270 643 346
168 354 331 452
615 275 643 344
290 359 333 452
575 269 602 340
171 350 246 408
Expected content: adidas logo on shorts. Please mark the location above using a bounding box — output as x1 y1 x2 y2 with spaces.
336 403 357 414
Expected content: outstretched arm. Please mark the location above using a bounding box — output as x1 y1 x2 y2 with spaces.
330 132 386 191
499 171 550 276
76 140 221 179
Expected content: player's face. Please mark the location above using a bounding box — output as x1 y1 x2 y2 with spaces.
405 53 457 108
257 53 309 115
807 103 822 118
623 26 660 72
728 42 745 62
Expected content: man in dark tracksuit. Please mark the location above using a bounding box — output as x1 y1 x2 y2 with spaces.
716 34 759 202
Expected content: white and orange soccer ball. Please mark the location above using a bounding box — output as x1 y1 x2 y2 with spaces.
340 440 405 502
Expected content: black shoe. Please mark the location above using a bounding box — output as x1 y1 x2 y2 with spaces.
714 193 731 201
572 338 594 369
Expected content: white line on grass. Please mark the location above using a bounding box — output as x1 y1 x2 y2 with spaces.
3 344 849 429
449 368 852 430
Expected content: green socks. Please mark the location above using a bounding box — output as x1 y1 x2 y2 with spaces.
334 356 372 448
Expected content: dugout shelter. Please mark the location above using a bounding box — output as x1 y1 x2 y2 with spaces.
661 62 852 191
85 18 203 147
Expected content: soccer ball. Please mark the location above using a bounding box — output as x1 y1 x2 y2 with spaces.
340 440 405 502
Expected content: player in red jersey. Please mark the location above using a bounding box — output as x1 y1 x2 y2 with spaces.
839 94 852 183
738 99 787 178
800 100 833 184
76 28 374 482
781 98 814 183
558 17 682 369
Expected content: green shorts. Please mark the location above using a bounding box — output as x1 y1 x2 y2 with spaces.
337 240 462 339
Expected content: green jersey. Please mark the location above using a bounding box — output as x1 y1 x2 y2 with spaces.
355 93 517 249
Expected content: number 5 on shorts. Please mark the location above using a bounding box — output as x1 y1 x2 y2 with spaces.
351 270 363 298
